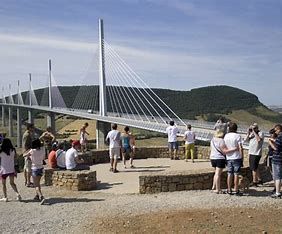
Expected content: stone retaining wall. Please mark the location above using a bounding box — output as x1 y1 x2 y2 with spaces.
83 146 268 164
80 146 213 165
139 165 271 194
44 168 96 191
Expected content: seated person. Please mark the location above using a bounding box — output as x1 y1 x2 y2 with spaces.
65 140 90 171
48 142 58 169
56 142 66 170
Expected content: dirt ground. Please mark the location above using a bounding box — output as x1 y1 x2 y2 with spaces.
86 207 282 233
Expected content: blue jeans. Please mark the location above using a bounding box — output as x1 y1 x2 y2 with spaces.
168 142 178 150
272 162 282 180
227 159 242 175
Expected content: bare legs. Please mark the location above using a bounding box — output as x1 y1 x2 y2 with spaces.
252 170 261 183
274 179 281 194
33 175 43 198
227 174 239 193
1 176 20 200
213 168 223 192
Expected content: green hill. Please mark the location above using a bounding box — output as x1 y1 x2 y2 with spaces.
10 85 282 124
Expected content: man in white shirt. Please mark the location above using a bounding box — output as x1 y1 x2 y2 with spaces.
106 124 121 173
166 121 179 160
224 122 244 196
183 124 196 162
245 123 264 186
65 140 89 170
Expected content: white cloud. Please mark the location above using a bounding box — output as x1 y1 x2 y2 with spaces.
0 33 96 52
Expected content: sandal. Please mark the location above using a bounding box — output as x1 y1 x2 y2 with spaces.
226 190 233 195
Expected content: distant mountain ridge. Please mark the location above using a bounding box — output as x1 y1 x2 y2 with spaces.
17 85 282 123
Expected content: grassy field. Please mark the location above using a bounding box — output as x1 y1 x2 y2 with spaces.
225 108 277 130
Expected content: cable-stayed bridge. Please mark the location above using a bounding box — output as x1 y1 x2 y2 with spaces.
0 19 236 148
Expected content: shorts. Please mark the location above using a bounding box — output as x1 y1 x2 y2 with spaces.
249 154 261 171
272 163 282 180
24 158 32 172
168 142 178 150
227 159 243 175
122 146 132 154
211 159 226 169
31 168 44 177
1 173 16 180
109 148 120 160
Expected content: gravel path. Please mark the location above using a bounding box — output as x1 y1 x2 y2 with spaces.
0 170 281 233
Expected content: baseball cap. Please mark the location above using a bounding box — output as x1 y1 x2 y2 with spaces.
72 140 81 147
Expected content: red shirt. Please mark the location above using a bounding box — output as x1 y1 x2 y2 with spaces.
48 150 57 168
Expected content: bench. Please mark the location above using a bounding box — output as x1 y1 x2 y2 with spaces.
44 168 96 191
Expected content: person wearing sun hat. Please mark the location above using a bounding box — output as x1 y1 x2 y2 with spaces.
65 140 89 170
245 123 264 186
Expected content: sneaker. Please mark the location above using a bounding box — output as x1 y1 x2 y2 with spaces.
34 195 40 201
170 157 174 160
0 197 8 202
257 180 263 185
124 165 127 169
16 194 22 201
270 193 281 199
113 169 119 173
130 165 135 168
109 168 113 172
174 157 180 160
185 159 188 162
40 196 45 205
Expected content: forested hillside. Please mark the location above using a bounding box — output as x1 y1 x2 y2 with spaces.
13 85 282 122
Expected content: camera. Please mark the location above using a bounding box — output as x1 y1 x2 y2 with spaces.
269 128 275 134
248 128 253 132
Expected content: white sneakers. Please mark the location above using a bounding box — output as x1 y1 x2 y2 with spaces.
0 195 22 202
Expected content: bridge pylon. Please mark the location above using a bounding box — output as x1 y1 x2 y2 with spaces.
98 18 107 117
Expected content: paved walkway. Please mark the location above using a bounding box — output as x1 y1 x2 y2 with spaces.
91 158 211 194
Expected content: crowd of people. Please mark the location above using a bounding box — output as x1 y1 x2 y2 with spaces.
0 117 281 202
0 122 92 203
210 119 282 198
164 118 282 198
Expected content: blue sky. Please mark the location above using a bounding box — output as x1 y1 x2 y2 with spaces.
0 0 281 105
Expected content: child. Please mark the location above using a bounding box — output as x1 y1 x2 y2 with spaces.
0 138 21 202
24 138 45 204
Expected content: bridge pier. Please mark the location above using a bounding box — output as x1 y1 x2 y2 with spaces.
47 112 55 133
96 120 111 149
1 106 5 127
8 107 13 137
28 110 34 124
17 108 22 147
